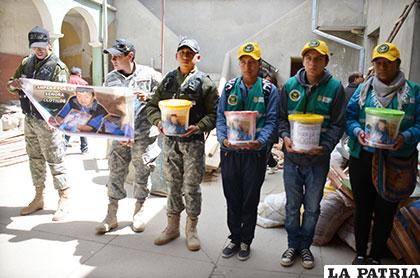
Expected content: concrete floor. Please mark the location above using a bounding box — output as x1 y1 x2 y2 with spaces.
0 137 394 278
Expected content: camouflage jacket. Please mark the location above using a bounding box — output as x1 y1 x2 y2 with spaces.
104 64 162 135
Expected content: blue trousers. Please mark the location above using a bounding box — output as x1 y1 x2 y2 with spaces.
283 158 329 250
221 149 267 245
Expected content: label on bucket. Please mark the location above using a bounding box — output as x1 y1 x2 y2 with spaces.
225 111 257 144
365 114 402 149
291 122 321 151
162 113 188 136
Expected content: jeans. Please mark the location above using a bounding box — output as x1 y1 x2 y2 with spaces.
283 157 329 250
64 135 88 152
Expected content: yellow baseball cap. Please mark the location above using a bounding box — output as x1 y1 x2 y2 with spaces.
371 43 400 62
301 39 329 57
238 42 261 60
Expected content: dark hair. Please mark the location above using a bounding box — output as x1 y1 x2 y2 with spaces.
348 72 363 83
75 86 94 95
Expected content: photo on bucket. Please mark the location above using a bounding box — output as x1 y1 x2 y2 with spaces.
364 108 405 149
158 99 192 136
288 113 324 151
225 111 257 144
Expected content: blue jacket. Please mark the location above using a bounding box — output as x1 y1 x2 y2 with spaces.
216 78 279 152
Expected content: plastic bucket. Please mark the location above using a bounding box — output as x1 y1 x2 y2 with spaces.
365 107 405 149
225 111 258 144
159 99 192 136
288 113 324 151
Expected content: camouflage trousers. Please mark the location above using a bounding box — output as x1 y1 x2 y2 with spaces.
24 116 67 190
107 133 160 202
163 137 205 217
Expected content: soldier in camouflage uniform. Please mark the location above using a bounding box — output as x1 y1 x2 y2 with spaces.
96 39 162 234
145 38 219 251
7 26 70 221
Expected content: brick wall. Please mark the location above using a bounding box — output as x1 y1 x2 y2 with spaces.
0 53 23 104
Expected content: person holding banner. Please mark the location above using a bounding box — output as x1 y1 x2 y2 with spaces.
7 26 71 221
96 39 162 234
146 38 218 251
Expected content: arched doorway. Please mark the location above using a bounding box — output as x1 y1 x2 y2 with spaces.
60 9 93 84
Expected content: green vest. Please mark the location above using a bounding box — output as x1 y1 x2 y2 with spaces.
226 77 266 134
285 76 341 142
348 80 417 158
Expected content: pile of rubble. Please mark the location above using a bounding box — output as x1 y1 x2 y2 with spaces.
0 103 27 167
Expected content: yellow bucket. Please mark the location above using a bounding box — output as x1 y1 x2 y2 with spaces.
288 113 324 151
158 99 192 136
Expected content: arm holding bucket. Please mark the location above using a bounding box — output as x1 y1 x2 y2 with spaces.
254 84 279 148
195 78 219 134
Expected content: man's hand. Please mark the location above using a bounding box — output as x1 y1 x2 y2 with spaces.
243 140 262 150
283 136 324 155
283 137 295 153
391 134 404 151
180 125 199 138
306 146 324 156
119 139 134 147
223 139 242 150
134 90 148 102
156 120 165 134
357 130 368 146
9 79 22 90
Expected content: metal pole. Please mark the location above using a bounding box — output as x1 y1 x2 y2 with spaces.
161 0 165 74
312 0 365 73
103 0 108 79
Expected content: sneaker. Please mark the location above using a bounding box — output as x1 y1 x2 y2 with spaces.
237 243 251 261
366 258 381 265
280 248 298 267
352 256 366 265
301 248 315 269
222 242 240 258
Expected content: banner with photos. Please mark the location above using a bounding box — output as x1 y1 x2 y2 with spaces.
20 78 135 140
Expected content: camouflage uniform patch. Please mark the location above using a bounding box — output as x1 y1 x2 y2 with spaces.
107 131 160 201
24 117 67 189
163 137 205 217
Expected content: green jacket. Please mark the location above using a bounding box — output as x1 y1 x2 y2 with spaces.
145 67 219 135
346 80 419 158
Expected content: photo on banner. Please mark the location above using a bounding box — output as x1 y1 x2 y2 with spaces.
20 78 135 140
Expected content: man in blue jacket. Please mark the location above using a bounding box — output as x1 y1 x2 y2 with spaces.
216 42 279 261
278 39 345 269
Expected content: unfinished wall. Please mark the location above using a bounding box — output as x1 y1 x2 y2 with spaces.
113 0 179 74
139 0 305 75
364 0 418 82
317 0 365 30
222 0 359 86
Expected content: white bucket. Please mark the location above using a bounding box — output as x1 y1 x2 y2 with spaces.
289 113 324 151
225 111 258 144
